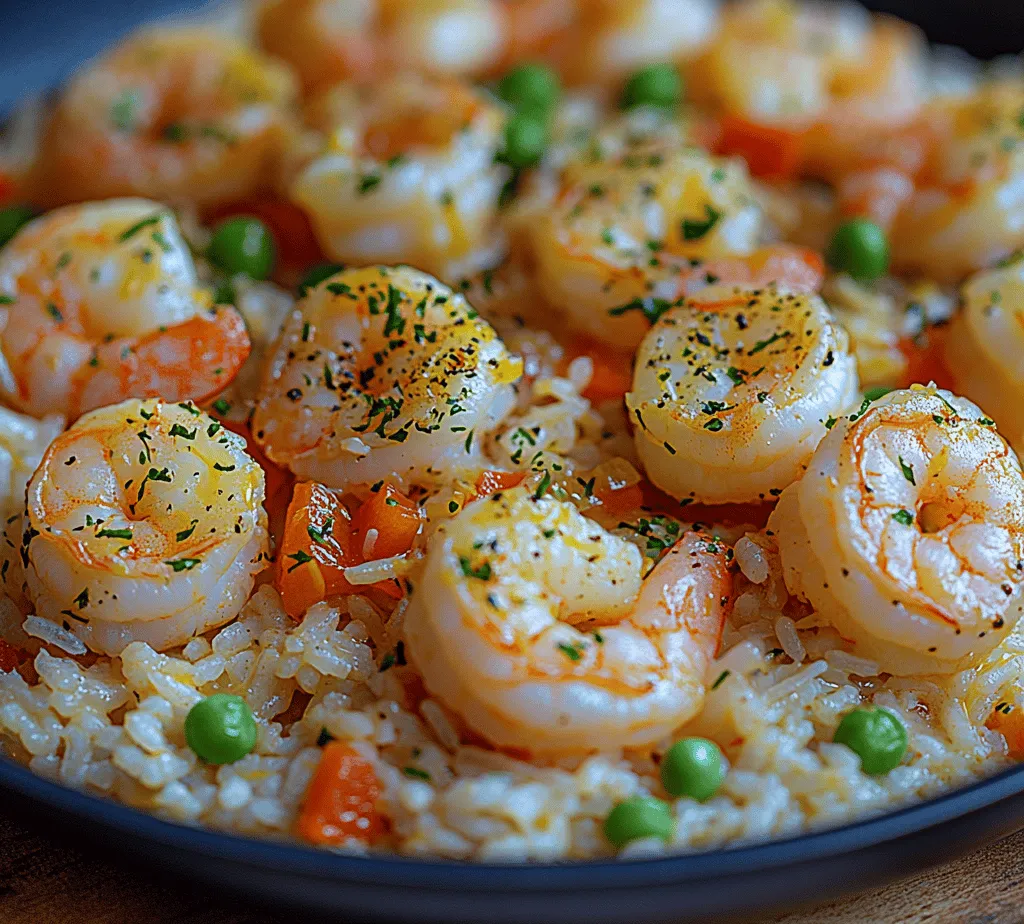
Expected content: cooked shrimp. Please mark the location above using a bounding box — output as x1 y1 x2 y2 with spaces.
404 486 732 753
38 28 296 208
258 0 503 95
557 0 718 86
944 258 1024 451
0 199 250 419
691 0 926 174
530 142 823 348
770 387 1024 675
22 399 269 655
252 266 522 487
628 285 858 504
888 83 1024 281
289 74 507 281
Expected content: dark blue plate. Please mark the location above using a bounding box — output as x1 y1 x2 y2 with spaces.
3 1 1024 920
3 754 1024 923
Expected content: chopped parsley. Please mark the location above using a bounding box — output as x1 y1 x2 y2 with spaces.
557 641 583 661
459 556 491 580
898 455 915 485
118 213 163 242
681 204 721 241
286 550 314 573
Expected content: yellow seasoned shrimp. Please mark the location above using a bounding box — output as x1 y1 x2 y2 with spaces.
22 399 269 656
252 266 522 487
943 258 1024 451
38 28 296 208
289 74 507 281
530 142 825 349
690 0 925 171
556 0 718 87
0 199 250 420
404 487 732 753
770 387 1024 675
258 0 503 95
888 83 1024 281
628 285 858 505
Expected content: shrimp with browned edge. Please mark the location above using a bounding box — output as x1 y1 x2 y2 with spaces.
405 486 732 753
530 142 823 350
290 74 508 281
0 200 250 420
252 265 522 488
770 387 1024 675
38 28 297 208
23 399 269 655
628 285 858 504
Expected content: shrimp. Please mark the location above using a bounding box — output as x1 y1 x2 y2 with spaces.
628 285 858 505
38 28 297 208
404 486 732 753
769 387 1024 675
888 83 1024 281
529 142 824 349
289 74 508 281
257 0 504 95
22 399 269 656
944 258 1024 452
691 0 926 177
556 0 718 87
251 266 522 487
0 199 250 419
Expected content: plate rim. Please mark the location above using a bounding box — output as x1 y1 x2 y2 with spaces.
3 752 1024 891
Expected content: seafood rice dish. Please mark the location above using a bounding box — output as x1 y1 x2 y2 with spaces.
0 0 1023 862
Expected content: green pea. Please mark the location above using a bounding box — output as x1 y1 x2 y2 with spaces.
660 737 725 801
501 114 548 169
826 218 890 282
298 261 345 297
185 693 258 765
621 63 683 110
0 206 36 249
208 217 276 280
833 706 908 775
497 63 560 116
603 796 674 848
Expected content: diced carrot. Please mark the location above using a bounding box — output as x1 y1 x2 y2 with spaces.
475 470 526 498
716 115 806 181
898 333 955 391
276 482 361 619
987 704 1024 759
203 199 324 271
0 639 24 673
593 483 644 516
353 482 422 560
561 338 632 404
296 742 384 845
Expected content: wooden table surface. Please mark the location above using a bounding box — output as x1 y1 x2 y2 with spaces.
0 802 1019 924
